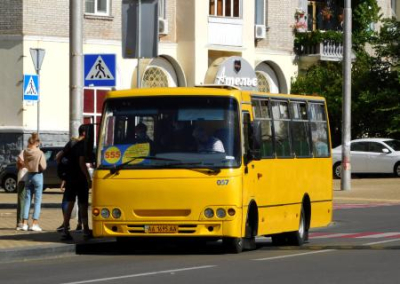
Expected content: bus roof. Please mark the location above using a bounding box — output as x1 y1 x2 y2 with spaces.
106 87 326 103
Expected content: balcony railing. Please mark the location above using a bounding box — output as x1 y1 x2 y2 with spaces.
297 40 343 61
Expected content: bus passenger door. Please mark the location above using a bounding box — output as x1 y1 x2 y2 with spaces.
242 111 259 218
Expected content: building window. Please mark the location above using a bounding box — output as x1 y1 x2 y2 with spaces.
84 88 108 145
256 72 270 92
142 67 169 88
85 0 110 16
307 0 343 31
255 0 265 25
209 0 241 18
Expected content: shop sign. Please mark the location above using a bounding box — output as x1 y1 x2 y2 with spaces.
205 56 258 91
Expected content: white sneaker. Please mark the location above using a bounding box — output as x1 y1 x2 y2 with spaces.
16 224 24 231
29 224 42 232
22 224 29 231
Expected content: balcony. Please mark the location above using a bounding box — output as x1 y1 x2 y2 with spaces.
294 30 355 70
296 38 343 61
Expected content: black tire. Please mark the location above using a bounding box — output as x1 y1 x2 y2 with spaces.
2 175 17 193
287 207 307 246
394 163 400 177
333 162 341 179
223 237 243 254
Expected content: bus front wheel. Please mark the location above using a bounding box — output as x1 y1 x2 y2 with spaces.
223 237 243 253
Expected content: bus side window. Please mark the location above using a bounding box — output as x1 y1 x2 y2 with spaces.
272 101 292 158
310 103 330 157
253 99 274 158
290 101 311 157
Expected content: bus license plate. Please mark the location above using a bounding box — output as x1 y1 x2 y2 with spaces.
146 225 178 233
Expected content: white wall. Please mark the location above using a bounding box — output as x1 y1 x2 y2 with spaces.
0 36 23 129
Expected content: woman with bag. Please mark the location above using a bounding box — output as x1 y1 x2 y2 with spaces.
21 133 47 231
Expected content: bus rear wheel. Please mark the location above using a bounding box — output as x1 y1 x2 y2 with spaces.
287 207 307 246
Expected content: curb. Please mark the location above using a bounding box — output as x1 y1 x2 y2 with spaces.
0 243 76 264
0 238 114 264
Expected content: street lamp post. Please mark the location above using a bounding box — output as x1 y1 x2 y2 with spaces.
341 0 352 191
70 0 83 138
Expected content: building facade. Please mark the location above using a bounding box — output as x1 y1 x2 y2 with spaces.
0 0 398 164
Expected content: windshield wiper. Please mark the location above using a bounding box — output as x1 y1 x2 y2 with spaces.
162 162 221 175
109 156 180 174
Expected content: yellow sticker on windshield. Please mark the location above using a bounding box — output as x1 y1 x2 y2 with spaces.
122 143 150 164
104 146 122 164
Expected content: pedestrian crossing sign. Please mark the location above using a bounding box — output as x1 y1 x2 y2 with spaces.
23 74 39 101
84 54 116 87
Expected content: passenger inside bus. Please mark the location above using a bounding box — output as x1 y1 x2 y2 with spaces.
134 123 152 143
192 126 225 153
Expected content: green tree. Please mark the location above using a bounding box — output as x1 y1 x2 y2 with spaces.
291 1 400 145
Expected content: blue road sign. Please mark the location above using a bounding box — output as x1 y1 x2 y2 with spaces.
84 54 116 87
23 74 39 101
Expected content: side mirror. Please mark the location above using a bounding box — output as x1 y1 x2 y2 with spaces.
382 148 390 154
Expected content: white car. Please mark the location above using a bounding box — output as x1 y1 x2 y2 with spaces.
332 138 400 179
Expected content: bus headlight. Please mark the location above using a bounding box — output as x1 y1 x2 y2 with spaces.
216 208 226 218
112 208 121 219
204 208 214 218
101 208 110 218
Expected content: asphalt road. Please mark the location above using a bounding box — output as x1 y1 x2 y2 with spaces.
2 203 400 284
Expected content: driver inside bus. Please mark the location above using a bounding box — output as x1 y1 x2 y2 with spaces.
134 123 155 155
192 126 225 153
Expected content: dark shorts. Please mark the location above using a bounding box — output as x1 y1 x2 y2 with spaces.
64 180 89 205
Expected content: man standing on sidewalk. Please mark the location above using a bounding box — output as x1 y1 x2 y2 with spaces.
58 125 92 241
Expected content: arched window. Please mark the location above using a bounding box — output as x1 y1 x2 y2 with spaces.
256 71 270 93
142 67 169 88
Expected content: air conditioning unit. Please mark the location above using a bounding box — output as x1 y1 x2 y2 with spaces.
255 24 266 39
159 18 169 35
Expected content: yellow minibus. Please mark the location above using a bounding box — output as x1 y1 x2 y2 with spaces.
91 86 332 253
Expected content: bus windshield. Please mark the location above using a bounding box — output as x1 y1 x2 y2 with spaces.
98 96 241 170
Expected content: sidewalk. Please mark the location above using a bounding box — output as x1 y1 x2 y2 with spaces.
1 178 399 263
0 188 100 263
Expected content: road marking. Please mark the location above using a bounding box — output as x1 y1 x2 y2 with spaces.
356 232 400 239
60 265 216 284
334 197 400 203
334 202 400 210
311 233 350 239
252 250 335 261
363 239 400 246
310 232 400 239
